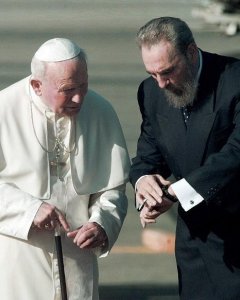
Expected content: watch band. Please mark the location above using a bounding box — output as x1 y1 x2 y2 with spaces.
162 185 178 203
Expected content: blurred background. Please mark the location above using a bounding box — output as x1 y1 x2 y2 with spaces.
1 1 240 299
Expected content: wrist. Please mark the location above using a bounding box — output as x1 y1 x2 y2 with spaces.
162 185 178 203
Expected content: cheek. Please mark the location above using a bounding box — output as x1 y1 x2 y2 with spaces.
41 88 55 107
172 68 186 86
52 93 67 107
46 94 67 111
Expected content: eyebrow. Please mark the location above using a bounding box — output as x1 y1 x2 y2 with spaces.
159 66 175 75
147 65 175 76
58 82 86 91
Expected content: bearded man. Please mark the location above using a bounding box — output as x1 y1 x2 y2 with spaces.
129 17 240 300
0 38 130 300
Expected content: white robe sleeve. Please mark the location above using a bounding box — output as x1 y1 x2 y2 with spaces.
88 184 128 256
0 183 42 240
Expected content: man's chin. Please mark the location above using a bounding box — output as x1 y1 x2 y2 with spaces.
164 85 197 109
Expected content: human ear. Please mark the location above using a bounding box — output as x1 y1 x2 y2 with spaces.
30 79 42 96
187 43 198 61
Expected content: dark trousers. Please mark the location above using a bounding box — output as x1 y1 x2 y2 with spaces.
175 204 240 300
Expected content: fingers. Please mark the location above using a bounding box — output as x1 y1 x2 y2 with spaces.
66 229 79 238
137 174 171 205
137 198 148 212
137 175 163 203
139 206 159 228
137 194 161 213
136 174 173 214
140 205 161 220
67 222 107 249
55 209 70 232
32 202 70 232
140 215 156 228
158 175 171 187
139 196 174 228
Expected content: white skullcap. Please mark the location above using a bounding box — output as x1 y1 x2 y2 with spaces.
34 38 81 62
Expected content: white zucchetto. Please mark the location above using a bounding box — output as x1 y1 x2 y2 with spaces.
34 38 81 62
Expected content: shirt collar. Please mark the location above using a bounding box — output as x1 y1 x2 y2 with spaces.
196 49 202 82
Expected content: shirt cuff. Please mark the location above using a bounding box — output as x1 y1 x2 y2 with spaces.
171 178 204 211
135 175 148 192
134 175 149 210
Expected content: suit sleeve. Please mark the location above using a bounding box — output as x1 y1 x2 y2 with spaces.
185 69 240 213
129 81 171 187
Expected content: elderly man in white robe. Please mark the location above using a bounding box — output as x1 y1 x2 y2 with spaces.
0 38 130 300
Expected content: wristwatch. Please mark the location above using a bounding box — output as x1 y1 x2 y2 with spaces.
161 185 178 203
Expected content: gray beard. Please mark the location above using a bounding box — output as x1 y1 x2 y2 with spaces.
163 71 198 109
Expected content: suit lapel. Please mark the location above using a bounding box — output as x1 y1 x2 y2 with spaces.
183 93 216 175
183 51 218 174
155 103 187 175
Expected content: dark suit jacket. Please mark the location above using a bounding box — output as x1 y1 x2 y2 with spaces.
130 51 240 299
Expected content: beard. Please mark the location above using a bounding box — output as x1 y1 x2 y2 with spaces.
163 63 198 109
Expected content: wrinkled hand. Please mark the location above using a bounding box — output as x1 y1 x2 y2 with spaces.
32 202 70 232
67 222 108 249
136 175 174 227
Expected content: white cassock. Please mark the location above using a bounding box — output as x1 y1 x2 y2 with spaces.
0 76 130 300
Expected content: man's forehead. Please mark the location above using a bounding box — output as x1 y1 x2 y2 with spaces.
142 41 178 59
142 42 180 71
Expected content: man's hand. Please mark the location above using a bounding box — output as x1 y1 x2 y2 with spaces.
32 202 70 232
139 197 174 228
136 175 175 227
136 174 172 208
67 222 108 249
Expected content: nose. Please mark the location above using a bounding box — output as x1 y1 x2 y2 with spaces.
156 74 169 89
71 92 83 104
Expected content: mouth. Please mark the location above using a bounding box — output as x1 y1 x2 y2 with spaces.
64 106 81 115
166 84 183 96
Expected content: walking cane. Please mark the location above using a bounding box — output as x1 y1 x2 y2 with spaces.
55 224 68 300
